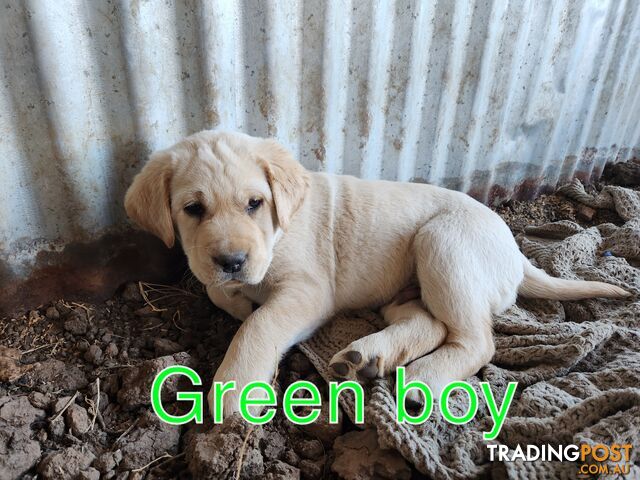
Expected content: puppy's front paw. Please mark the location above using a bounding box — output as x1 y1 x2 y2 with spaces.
207 382 241 419
208 366 274 421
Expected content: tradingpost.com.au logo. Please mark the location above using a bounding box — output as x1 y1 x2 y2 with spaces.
488 443 633 476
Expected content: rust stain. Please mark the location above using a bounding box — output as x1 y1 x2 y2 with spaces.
313 128 326 165
357 80 370 140
573 170 591 184
0 230 184 316
485 184 508 204
203 79 220 127
205 107 220 128
257 66 275 135
312 145 326 163
582 147 597 166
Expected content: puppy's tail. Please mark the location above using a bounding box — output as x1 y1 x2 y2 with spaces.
518 257 631 300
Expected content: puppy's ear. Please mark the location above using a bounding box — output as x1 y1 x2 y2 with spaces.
258 140 309 231
124 151 175 248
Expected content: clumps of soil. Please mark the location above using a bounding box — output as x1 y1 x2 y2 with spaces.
0 283 217 480
496 161 640 236
602 158 640 187
495 180 629 236
0 280 408 479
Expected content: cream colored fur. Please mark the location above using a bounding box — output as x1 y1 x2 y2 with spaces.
125 130 630 415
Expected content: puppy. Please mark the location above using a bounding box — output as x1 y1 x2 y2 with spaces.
125 130 630 415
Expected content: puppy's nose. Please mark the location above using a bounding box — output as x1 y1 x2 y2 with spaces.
214 252 247 274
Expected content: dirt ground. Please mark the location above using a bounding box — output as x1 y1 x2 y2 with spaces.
1 161 638 480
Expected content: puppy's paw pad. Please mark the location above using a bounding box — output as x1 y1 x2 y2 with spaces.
328 349 381 382
345 350 362 364
330 362 350 378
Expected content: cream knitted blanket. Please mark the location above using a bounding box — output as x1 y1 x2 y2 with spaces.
300 181 640 479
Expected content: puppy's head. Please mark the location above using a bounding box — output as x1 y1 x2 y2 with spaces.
124 131 309 287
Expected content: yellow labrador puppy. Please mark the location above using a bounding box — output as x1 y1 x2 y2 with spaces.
125 130 629 415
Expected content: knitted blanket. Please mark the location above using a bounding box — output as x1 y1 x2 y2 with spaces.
300 181 640 479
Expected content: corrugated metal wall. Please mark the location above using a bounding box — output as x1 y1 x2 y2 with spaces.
1 0 639 281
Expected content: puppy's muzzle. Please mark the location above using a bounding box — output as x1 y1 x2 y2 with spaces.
214 252 247 274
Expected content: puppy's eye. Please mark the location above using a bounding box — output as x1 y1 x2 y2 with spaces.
184 202 205 217
247 198 263 213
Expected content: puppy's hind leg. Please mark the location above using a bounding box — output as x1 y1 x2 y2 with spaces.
328 299 448 380
400 213 518 403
